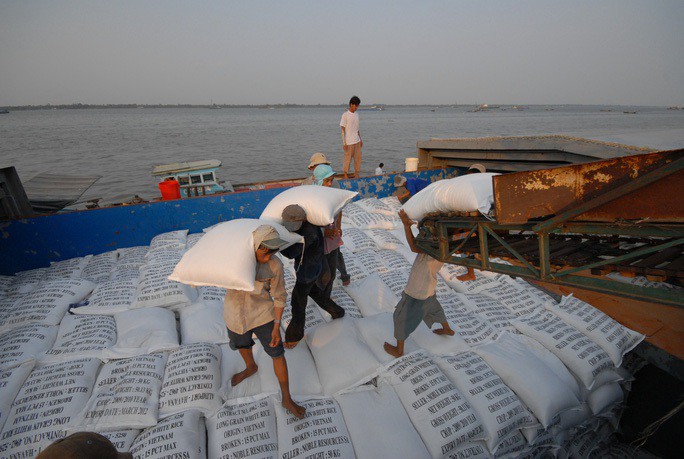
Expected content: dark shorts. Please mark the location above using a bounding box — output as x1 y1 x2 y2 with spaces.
393 293 447 341
227 320 284 358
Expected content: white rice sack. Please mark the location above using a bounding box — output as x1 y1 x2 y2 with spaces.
198 285 226 303
116 245 149 265
341 227 377 253
0 361 34 433
170 218 300 291
475 333 580 428
180 302 230 345
158 343 222 418
330 287 363 319
0 323 57 370
379 195 403 213
0 275 14 295
505 333 581 400
144 247 185 265
379 267 411 297
102 307 179 360
346 211 398 230
186 232 204 249
219 344 263 401
0 358 101 457
100 430 140 454
71 279 137 315
71 353 167 431
587 382 624 416
45 255 91 281
135 260 197 310
5 267 45 296
381 351 486 457
281 301 328 335
442 303 498 346
353 249 388 274
365 228 403 250
206 395 278 459
336 250 370 283
3 279 96 330
410 313 471 357
343 273 398 317
494 431 529 458
355 197 395 215
110 263 141 282
550 295 644 367
438 263 470 286
446 271 504 294
40 314 116 363
306 318 381 395
481 283 544 317
460 292 518 332
0 297 15 331
402 172 499 220
511 310 614 390
335 384 431 459
80 250 118 283
129 409 206 459
275 397 355 459
377 248 413 272
354 312 420 364
149 229 188 251
257 339 323 397
261 185 358 226
435 351 539 452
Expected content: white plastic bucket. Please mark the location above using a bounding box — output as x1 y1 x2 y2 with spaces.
405 157 419 172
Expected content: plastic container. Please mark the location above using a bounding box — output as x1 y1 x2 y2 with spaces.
405 157 419 172
158 180 181 200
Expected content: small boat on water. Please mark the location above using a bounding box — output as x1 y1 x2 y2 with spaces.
152 160 232 197
0 109 9 114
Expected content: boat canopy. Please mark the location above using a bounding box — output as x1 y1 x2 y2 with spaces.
23 172 101 212
152 160 222 176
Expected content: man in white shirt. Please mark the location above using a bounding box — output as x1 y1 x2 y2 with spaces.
375 163 385 175
340 95 363 179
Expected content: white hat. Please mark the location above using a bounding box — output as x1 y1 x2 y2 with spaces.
308 152 330 169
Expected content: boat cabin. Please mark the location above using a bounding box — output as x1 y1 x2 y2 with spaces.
152 160 233 197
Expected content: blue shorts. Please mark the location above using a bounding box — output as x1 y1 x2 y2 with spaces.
227 320 284 358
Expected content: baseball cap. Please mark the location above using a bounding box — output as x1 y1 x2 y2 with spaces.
394 175 407 186
468 163 486 173
281 204 307 231
36 432 132 459
308 152 330 169
253 225 288 251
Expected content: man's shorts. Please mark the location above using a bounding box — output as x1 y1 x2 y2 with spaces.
393 293 447 341
228 320 284 358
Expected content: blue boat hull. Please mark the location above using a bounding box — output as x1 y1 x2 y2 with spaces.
0 169 456 275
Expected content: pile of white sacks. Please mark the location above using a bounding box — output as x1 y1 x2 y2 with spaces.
0 194 654 458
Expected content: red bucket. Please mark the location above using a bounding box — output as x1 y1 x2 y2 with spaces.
158 180 181 200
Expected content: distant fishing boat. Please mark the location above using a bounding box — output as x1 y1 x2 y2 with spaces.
0 109 9 114
152 160 232 197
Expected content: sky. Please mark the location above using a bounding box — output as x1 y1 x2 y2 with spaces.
1 0 683 106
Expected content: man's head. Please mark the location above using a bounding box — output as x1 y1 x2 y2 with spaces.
378 163 384 168
394 175 407 187
349 95 360 112
467 163 486 174
36 432 132 459
308 152 330 170
253 225 288 263
281 204 307 232
313 164 335 187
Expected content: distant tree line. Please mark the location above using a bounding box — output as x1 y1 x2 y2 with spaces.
1 103 359 111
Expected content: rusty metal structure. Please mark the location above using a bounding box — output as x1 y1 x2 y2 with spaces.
415 149 684 308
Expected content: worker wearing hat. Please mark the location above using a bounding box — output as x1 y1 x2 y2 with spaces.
302 152 333 186
280 204 346 348
223 224 306 419
36 432 132 458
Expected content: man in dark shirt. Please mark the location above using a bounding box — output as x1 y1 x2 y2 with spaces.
280 205 345 348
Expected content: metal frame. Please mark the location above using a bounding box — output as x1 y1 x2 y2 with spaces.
415 218 684 308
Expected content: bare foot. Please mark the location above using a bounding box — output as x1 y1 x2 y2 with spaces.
231 365 258 386
457 271 476 282
383 342 403 358
283 341 300 349
343 174 349 180
282 397 306 419
433 327 455 336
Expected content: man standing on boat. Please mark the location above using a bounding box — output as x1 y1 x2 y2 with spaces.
340 95 363 179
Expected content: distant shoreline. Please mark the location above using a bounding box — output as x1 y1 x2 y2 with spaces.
1 103 678 111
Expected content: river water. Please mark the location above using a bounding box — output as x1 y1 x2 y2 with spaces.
1 105 683 203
